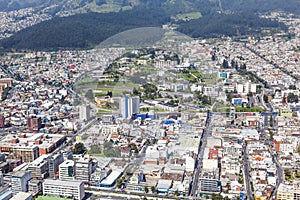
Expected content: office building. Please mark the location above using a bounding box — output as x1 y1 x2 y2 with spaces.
43 179 85 200
79 104 90 122
75 156 93 182
11 171 32 195
48 153 63 178
28 155 49 179
120 96 140 119
59 160 75 181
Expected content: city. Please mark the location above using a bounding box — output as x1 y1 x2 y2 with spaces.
0 8 299 200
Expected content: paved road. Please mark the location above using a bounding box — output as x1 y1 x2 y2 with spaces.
243 142 253 200
190 111 212 198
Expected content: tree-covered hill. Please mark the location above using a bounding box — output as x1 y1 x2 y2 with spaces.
0 0 298 50
0 9 169 50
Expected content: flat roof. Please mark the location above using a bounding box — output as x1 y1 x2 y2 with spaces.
43 179 83 187
10 192 32 200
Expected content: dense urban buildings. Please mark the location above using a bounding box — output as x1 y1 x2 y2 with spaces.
0 6 299 200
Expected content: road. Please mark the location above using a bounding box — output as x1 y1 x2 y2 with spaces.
86 187 187 200
189 111 212 198
242 141 253 200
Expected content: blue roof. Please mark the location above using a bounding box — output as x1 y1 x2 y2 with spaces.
164 120 175 125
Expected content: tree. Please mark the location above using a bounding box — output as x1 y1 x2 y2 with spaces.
174 190 179 196
144 186 149 193
289 85 297 90
73 142 87 154
151 186 156 193
287 93 299 103
222 59 229 68
269 115 273 127
263 94 269 104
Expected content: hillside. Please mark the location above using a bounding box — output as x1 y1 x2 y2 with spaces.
0 0 298 50
0 9 169 50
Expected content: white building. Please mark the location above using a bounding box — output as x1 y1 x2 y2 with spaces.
59 160 75 181
43 179 85 200
79 104 90 122
120 96 140 119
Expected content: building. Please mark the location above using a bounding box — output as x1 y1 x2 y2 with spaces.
28 179 42 196
28 155 49 179
48 153 64 178
0 185 12 200
43 179 85 200
276 183 300 200
0 133 66 157
11 171 32 195
79 104 90 122
99 171 123 188
13 145 39 163
199 170 221 193
59 160 75 181
27 116 42 131
10 192 32 200
120 96 140 119
75 156 93 182
0 116 5 128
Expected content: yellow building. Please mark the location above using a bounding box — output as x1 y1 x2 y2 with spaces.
279 108 293 118
276 183 300 200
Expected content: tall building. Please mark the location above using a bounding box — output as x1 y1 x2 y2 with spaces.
75 156 93 182
59 160 75 181
0 116 5 128
120 96 140 119
11 171 32 195
79 105 90 122
48 153 64 178
27 116 42 131
28 155 49 179
43 179 85 200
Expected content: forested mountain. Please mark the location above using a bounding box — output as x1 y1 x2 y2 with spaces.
0 0 298 50
0 9 169 50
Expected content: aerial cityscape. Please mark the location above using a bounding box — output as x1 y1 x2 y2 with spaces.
0 0 299 200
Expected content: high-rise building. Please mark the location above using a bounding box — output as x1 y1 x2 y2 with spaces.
79 105 90 122
75 156 92 182
27 116 42 131
48 153 64 178
59 160 75 181
28 155 49 179
11 171 32 195
120 96 140 119
0 116 5 128
43 179 85 200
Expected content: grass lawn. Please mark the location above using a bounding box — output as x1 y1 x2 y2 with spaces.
97 109 110 114
89 152 106 157
173 12 202 21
